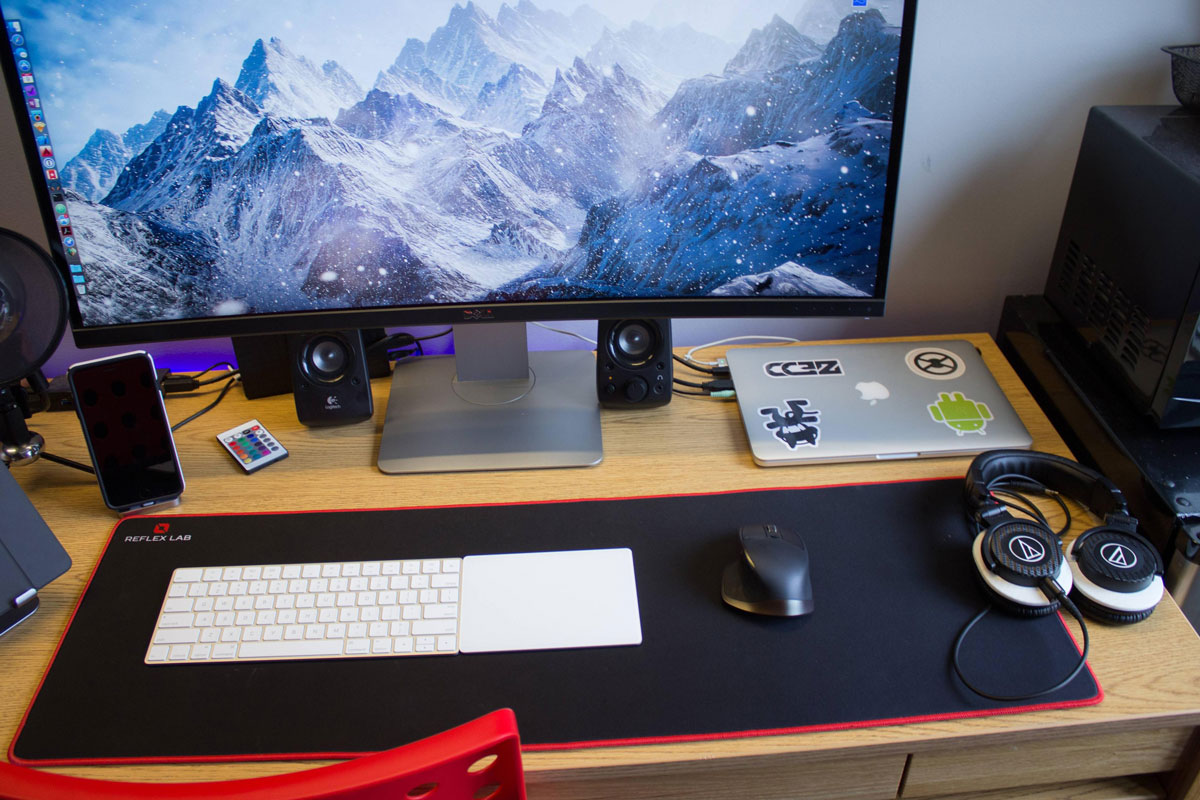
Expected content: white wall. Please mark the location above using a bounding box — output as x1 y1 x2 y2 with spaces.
2 0 1198 376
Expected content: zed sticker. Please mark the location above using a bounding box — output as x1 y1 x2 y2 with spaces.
759 399 820 449
928 392 991 435
905 347 966 380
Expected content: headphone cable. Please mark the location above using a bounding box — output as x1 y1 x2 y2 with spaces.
952 580 1090 702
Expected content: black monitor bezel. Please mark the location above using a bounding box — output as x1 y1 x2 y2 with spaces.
0 1 917 347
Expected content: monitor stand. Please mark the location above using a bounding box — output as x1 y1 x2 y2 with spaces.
376 322 603 474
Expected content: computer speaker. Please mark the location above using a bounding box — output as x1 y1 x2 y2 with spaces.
596 319 672 408
235 328 391 400
289 330 374 426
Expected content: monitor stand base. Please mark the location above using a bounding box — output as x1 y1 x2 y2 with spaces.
377 332 602 474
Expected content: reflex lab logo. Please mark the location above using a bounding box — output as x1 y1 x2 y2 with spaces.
153 523 170 535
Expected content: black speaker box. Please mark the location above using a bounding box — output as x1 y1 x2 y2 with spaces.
233 329 391 400
288 330 374 426
597 319 672 408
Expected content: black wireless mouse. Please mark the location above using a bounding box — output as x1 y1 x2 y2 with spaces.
722 523 814 617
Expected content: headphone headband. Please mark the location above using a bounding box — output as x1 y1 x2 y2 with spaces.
965 450 1132 524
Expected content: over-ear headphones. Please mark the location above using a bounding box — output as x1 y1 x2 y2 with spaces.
964 449 1164 624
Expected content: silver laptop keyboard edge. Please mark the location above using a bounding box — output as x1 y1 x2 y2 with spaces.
145 558 463 665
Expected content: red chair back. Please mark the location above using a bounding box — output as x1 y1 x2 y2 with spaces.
0 708 524 800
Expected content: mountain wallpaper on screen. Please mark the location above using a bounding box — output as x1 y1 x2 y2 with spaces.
57 1 904 326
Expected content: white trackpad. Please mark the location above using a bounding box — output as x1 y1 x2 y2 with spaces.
458 548 642 654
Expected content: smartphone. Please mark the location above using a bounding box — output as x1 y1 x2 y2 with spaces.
67 351 185 513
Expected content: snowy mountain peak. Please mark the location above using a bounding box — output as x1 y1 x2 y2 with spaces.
336 88 449 141
62 110 173 201
200 78 260 119
234 37 362 120
793 0 903 45
448 1 488 26
464 62 547 133
724 14 822 76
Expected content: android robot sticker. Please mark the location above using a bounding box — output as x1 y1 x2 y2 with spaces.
928 392 992 435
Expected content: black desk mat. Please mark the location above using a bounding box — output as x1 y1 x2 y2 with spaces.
11 479 1100 765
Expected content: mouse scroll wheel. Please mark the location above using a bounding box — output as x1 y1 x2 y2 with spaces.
765 525 781 539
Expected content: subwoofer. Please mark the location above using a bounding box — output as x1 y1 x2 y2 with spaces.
289 330 374 426
596 319 672 408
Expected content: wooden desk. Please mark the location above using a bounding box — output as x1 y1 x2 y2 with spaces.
5 333 1200 800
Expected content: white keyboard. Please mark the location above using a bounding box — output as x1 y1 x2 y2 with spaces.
146 557 465 665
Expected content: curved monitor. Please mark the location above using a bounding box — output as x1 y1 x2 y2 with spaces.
1 0 915 348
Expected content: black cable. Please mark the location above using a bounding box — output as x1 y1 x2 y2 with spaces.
170 375 239 432
673 377 709 389
196 369 240 387
985 473 1072 537
951 584 1090 702
191 361 237 381
39 451 95 474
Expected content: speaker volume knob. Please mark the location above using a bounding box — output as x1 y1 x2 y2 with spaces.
623 377 649 402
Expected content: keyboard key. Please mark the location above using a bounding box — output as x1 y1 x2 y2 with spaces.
412 619 456 636
154 628 199 645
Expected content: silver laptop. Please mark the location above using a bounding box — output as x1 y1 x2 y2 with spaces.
726 340 1032 466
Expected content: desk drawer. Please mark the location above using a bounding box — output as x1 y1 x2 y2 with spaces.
902 726 1192 798
529 751 907 800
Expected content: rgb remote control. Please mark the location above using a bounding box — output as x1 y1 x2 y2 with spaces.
217 419 288 473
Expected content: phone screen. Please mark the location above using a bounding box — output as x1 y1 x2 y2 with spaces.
68 352 184 511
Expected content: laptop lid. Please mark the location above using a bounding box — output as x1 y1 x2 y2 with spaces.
726 340 1033 466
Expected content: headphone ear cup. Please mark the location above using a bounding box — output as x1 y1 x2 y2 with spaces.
970 565 1060 617
1068 591 1155 624
971 523 1069 616
1067 527 1164 625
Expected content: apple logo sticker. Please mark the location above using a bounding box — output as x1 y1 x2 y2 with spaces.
855 381 889 405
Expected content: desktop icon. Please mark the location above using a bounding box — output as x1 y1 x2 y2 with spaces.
41 157 55 170
54 203 67 215
9 33 24 47
59 223 72 235
6 20 20 33
20 74 34 84
27 98 40 109
23 85 36 98
17 59 31 73
32 121 46 133
39 146 52 158
45 169 58 181
66 246 78 257
62 236 74 247
29 110 42 123
36 135 50 147
15 49 29 60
